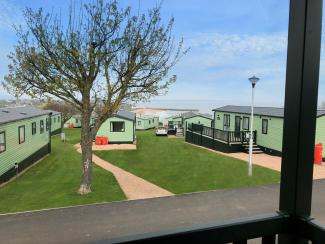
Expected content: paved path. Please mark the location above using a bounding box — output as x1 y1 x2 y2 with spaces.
75 142 137 151
1 180 325 244
186 143 325 179
74 145 173 200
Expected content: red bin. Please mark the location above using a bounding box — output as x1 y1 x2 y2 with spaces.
95 136 102 145
101 137 108 145
314 143 323 165
69 123 74 128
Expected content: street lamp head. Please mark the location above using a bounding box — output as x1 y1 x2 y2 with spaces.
248 76 260 88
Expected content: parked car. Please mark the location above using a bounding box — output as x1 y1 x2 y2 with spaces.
167 124 176 135
156 127 168 136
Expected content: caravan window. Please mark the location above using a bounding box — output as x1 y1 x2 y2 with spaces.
46 118 50 131
18 126 25 144
262 119 268 134
32 122 37 135
243 117 249 130
0 131 5 153
110 122 125 132
223 114 230 130
40 120 44 134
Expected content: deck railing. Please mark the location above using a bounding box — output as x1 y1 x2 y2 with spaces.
188 123 256 144
110 212 290 243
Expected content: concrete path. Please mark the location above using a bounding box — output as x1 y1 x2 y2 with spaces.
1 180 325 244
74 145 173 200
187 143 325 179
75 142 137 151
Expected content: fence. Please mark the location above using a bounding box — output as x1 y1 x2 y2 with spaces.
187 123 256 145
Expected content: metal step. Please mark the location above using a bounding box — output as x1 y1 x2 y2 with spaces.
242 145 259 149
242 144 263 154
243 148 261 151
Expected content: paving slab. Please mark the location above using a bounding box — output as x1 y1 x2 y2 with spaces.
186 142 325 179
75 142 136 151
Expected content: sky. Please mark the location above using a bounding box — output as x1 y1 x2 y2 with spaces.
0 0 324 111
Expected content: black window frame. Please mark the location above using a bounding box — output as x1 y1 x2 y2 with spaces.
137 121 141 126
110 121 125 132
40 120 44 134
18 125 25 144
0 131 6 153
32 122 37 135
243 117 250 130
262 119 268 134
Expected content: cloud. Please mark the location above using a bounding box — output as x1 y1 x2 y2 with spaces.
175 32 288 81
166 31 325 107
0 0 24 31
164 31 288 105
187 32 288 57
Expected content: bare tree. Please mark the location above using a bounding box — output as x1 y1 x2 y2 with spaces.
43 100 76 128
3 0 186 194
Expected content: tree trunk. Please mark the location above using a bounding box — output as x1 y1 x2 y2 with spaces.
78 110 93 195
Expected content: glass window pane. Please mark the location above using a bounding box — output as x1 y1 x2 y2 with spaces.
111 122 124 132
0 0 293 242
0 132 4 143
312 2 325 226
19 126 25 144
0 131 5 153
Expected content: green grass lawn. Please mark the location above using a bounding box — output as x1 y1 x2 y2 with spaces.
0 128 126 214
95 130 280 194
64 127 83 145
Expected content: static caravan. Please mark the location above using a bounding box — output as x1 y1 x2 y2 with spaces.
49 111 62 135
166 112 212 136
167 112 212 129
64 114 95 128
64 115 82 128
211 105 325 156
182 112 213 130
167 115 183 129
0 107 51 184
97 110 136 144
136 115 159 130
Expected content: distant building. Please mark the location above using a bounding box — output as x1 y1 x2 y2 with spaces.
181 112 213 129
0 107 52 184
136 115 159 130
167 112 213 129
48 110 62 135
64 115 82 128
64 114 95 128
205 105 325 156
167 112 213 136
97 110 136 144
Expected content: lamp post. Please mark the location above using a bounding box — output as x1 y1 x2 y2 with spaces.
248 76 260 176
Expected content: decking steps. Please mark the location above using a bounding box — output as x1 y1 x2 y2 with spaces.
242 143 264 154
176 128 184 137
